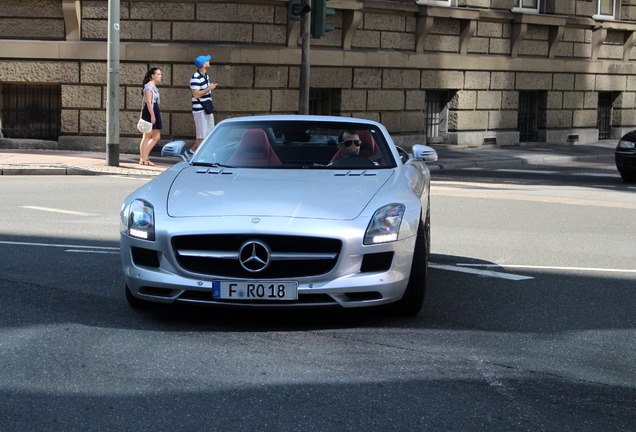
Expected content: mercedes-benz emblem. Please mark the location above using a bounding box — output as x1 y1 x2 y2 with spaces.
238 240 271 272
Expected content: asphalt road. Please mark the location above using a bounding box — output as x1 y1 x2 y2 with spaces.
0 173 634 431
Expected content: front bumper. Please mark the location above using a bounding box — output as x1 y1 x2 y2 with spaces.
615 151 636 174
120 219 418 309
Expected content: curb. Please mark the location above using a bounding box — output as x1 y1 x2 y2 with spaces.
429 153 614 171
0 165 163 177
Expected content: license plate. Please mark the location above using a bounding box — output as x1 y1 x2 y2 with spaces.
212 281 298 301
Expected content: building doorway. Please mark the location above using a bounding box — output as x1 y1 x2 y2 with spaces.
425 91 449 144
518 91 539 142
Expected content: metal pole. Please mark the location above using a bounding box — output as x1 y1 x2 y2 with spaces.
299 1 311 115
106 0 120 166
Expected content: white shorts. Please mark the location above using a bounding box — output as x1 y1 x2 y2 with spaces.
193 110 215 139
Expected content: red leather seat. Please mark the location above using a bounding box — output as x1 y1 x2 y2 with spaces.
228 129 281 166
330 130 381 164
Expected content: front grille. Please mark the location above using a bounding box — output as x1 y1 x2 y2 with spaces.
172 234 342 278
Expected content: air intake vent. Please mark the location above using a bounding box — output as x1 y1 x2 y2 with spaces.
360 252 393 273
131 247 160 268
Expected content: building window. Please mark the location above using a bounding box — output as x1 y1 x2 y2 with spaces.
1 84 61 140
512 0 540 14
415 0 451 7
597 92 614 140
518 91 539 142
309 89 335 115
595 0 616 20
425 91 449 144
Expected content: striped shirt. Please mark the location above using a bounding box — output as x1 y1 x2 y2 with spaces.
190 71 212 112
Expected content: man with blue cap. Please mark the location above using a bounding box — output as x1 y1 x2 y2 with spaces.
188 54 217 157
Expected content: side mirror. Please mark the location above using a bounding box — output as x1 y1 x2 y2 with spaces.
161 140 187 161
412 144 438 163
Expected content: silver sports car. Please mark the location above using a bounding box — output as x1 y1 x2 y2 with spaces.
120 115 438 315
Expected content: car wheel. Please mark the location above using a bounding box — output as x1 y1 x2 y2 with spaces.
125 284 149 309
393 214 429 316
619 170 636 183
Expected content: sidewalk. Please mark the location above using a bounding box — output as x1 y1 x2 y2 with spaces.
0 141 617 177
427 140 616 171
0 149 177 177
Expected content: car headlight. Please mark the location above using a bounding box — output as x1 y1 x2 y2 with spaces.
364 204 405 245
125 199 155 241
617 140 636 150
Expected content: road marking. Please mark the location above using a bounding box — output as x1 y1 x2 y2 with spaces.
460 263 636 274
20 206 98 217
65 249 119 255
497 169 559 175
429 263 533 281
577 172 620 178
0 240 118 252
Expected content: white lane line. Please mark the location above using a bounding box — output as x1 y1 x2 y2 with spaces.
20 206 98 217
65 249 120 255
577 172 621 178
429 263 533 281
0 240 118 252
497 169 558 175
460 263 636 274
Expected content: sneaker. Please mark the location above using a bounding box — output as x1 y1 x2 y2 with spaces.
185 149 194 159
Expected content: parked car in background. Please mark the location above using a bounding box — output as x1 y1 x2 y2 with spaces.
616 131 636 182
120 115 438 315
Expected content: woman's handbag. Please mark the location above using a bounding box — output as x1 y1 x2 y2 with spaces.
137 117 152 134
199 98 216 114
137 100 153 133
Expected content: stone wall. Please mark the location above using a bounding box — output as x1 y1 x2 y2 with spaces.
2 0 636 151
0 0 65 39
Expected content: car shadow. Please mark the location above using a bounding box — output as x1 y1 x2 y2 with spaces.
0 234 634 335
425 253 636 333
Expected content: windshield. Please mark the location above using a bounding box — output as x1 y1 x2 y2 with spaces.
192 120 396 169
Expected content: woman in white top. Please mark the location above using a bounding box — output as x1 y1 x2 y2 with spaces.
139 67 162 166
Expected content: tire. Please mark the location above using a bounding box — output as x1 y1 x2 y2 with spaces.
125 284 150 309
619 170 636 183
393 213 429 316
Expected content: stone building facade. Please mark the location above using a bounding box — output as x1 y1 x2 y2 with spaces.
1 0 636 152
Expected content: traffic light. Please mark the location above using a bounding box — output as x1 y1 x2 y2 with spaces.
311 0 335 38
288 0 310 21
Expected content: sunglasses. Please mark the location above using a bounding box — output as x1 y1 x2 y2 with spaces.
341 139 362 147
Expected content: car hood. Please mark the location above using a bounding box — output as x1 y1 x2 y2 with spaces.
166 167 393 219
